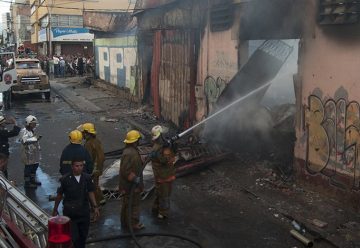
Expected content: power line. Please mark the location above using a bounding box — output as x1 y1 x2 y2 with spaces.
0 0 144 12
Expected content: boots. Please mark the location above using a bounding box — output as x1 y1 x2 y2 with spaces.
24 177 37 188
30 174 42 186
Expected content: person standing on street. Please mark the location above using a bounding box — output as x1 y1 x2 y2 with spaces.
77 57 84 76
59 130 93 175
150 125 176 219
52 158 100 248
59 57 66 78
53 56 59 78
48 56 54 76
19 115 42 188
119 130 145 230
78 123 105 207
0 115 20 178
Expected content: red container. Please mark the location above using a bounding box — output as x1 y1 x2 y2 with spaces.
47 216 72 248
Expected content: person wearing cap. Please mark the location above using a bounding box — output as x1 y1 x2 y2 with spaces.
77 123 105 208
19 115 42 188
59 130 93 175
150 125 176 219
0 115 20 178
119 130 145 230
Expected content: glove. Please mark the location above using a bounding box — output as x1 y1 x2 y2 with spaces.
92 170 101 177
133 177 141 185
149 151 157 159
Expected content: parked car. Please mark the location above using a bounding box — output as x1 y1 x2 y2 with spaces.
12 58 50 100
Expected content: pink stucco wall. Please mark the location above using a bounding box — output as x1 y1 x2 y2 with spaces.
295 1 360 196
196 21 239 121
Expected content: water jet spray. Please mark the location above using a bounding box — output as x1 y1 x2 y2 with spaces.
170 81 272 142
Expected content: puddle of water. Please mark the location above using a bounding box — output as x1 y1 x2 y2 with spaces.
22 167 60 213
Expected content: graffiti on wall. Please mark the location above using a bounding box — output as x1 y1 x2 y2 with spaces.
211 51 237 72
204 75 227 115
97 46 137 93
305 94 360 190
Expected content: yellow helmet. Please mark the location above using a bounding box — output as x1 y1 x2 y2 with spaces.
124 130 141 144
69 130 83 144
81 123 96 134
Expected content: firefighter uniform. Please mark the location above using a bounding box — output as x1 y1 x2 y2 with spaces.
151 141 176 218
60 143 93 175
119 130 144 229
53 165 98 248
84 135 105 205
20 115 41 187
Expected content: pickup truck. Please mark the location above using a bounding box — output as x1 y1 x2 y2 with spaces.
12 58 50 100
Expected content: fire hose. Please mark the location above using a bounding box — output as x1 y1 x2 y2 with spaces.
87 155 203 248
89 84 273 247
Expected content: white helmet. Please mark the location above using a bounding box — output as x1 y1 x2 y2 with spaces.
25 115 38 126
151 125 168 141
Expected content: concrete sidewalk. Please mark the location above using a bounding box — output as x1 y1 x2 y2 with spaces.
50 77 162 136
51 77 360 248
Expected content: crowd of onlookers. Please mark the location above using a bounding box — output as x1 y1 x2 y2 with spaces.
37 55 95 78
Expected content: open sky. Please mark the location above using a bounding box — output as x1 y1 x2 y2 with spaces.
0 1 11 29
0 1 10 15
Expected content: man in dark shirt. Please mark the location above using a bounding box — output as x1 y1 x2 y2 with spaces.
59 130 93 175
0 115 20 178
52 158 100 248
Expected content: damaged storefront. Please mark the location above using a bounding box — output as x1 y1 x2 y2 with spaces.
84 11 138 95
136 0 205 128
135 0 302 174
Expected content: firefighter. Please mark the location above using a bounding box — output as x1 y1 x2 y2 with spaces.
77 123 105 207
150 125 176 219
119 130 145 230
19 115 42 188
59 130 93 175
0 115 21 178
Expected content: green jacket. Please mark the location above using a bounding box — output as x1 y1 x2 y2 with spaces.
119 146 143 193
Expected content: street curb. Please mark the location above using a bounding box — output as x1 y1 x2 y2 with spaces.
50 81 102 113
51 80 152 136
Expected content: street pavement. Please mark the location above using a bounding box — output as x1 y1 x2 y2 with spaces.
51 78 360 248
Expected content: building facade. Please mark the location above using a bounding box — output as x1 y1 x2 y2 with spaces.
30 0 109 56
294 0 360 206
83 0 138 96
10 0 32 52
2 12 12 47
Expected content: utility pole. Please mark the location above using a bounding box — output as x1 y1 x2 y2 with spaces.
48 0 53 56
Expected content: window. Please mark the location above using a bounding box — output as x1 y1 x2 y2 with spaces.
39 15 48 28
51 15 83 27
31 24 35 34
318 0 360 25
16 61 40 69
59 15 69 26
69 16 83 26
210 2 234 32
31 4 36 15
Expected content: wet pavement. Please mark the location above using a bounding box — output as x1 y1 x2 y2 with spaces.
3 76 359 247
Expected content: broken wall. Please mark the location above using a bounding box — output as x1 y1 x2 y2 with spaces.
196 1 240 120
295 0 360 205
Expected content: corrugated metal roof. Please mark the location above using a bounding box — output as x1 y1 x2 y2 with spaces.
84 11 137 33
133 0 179 15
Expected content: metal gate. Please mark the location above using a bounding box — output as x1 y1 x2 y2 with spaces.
153 30 195 127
